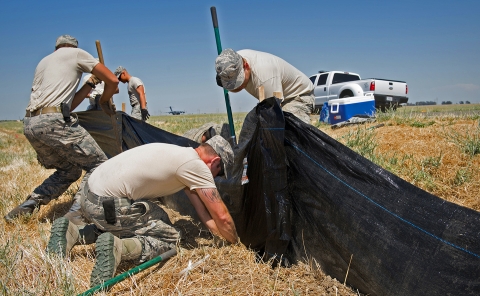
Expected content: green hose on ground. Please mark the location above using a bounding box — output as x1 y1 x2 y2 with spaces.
77 248 177 296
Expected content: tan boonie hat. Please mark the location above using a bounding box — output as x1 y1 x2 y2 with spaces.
55 35 78 48
206 135 234 178
215 48 245 91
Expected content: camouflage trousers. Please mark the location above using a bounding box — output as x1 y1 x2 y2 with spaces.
23 113 107 206
131 103 142 121
281 93 314 125
79 182 180 263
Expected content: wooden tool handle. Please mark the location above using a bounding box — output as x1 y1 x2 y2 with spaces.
258 85 265 102
94 40 114 106
95 40 105 64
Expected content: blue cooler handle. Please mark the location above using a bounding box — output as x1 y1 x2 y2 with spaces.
330 103 339 114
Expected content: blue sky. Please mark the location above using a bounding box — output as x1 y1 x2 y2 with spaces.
0 0 479 120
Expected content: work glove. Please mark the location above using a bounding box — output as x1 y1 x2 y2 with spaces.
100 99 116 116
88 75 102 85
141 108 150 121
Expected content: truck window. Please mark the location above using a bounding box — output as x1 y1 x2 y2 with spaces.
317 74 328 86
309 76 316 85
332 73 360 84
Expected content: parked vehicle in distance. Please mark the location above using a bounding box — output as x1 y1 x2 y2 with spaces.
309 71 408 112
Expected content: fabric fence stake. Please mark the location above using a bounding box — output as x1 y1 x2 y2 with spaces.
210 6 236 145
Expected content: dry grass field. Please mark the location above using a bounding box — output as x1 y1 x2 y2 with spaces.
0 105 479 295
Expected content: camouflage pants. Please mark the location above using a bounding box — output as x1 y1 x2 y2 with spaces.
131 103 142 121
23 113 107 205
79 182 180 263
281 93 314 125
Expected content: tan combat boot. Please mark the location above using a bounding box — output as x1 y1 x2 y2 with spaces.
47 217 80 257
90 234 143 288
121 237 143 261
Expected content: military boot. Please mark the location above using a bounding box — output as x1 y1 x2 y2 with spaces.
90 232 124 288
120 237 143 261
90 234 143 288
4 193 50 222
47 217 80 257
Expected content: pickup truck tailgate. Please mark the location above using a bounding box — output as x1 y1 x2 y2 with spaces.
371 79 407 97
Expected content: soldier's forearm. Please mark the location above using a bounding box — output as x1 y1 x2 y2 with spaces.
71 84 91 111
100 83 117 104
216 217 238 244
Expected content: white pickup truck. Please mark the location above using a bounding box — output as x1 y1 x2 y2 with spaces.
309 71 408 111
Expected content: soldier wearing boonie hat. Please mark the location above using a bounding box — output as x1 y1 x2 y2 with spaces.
4 34 119 224
215 48 246 91
215 48 315 124
114 66 150 121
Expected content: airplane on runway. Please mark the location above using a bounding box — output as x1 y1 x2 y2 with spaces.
167 106 185 115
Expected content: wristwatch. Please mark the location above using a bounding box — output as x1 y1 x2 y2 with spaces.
86 81 96 89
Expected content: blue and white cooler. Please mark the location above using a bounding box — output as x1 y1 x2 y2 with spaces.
328 96 376 125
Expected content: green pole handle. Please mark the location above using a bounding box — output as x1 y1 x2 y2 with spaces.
210 6 237 145
77 248 177 296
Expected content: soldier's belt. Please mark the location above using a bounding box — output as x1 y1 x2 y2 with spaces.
86 191 111 205
86 189 132 206
25 106 62 117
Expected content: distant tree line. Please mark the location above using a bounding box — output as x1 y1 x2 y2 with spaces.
407 101 471 106
440 101 471 105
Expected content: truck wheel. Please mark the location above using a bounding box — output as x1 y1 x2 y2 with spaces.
339 90 353 99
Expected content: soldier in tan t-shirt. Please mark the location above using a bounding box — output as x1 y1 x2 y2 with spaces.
215 48 315 124
4 35 119 223
114 66 150 121
47 136 239 288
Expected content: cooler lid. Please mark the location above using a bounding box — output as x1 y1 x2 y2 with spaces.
328 96 374 105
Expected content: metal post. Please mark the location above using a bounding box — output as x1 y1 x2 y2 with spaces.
210 6 237 145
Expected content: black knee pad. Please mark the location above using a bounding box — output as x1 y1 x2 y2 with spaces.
79 224 100 244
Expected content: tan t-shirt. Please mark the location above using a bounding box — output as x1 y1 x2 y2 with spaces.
26 47 99 112
127 76 145 106
88 143 216 200
238 49 313 101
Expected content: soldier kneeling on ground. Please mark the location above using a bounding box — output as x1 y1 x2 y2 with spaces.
46 136 239 287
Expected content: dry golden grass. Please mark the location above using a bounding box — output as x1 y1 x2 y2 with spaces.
0 106 479 295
